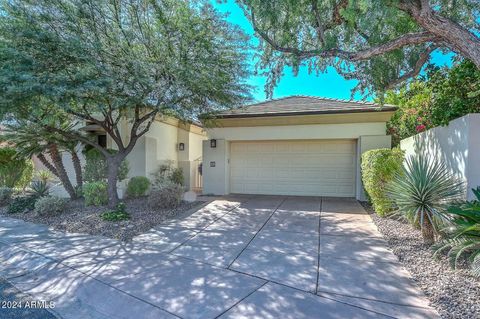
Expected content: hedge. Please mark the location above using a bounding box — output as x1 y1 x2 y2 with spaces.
361 148 404 216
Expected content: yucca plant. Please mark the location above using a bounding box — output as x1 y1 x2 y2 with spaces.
434 187 480 277
29 180 50 197
387 156 464 244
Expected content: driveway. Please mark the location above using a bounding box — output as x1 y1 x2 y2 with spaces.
0 196 439 318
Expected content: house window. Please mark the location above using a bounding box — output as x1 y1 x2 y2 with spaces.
98 134 107 148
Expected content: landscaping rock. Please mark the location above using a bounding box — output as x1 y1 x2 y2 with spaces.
361 202 480 319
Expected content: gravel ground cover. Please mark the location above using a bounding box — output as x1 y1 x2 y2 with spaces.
361 202 480 319
0 277 58 319
0 198 204 241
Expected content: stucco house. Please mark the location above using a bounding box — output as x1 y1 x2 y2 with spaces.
202 96 396 200
34 115 206 197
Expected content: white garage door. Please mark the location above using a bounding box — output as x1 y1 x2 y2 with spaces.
230 140 356 197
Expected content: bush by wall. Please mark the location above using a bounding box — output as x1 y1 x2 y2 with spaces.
148 182 183 209
83 148 129 182
152 162 184 187
126 176 150 198
34 196 67 216
83 181 108 206
361 148 404 216
0 147 33 188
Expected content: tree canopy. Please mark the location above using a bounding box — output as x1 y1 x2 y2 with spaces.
0 0 252 206
238 0 480 97
385 60 480 145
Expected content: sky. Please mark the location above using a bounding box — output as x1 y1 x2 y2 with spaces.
212 0 453 103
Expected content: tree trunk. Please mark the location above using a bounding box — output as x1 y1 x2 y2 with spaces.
106 157 121 208
36 153 59 177
71 150 83 190
48 144 77 199
411 7 480 68
421 213 435 245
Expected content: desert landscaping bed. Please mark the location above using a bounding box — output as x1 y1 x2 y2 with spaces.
361 202 480 319
0 198 204 241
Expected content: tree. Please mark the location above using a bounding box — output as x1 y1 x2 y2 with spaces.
237 0 479 96
0 0 251 207
2 118 83 199
385 60 480 145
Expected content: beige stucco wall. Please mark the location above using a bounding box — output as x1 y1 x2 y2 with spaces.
203 121 391 199
400 114 480 200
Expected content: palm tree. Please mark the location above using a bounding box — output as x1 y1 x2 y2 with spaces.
2 120 82 199
387 156 464 244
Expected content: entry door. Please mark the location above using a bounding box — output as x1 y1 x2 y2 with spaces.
229 140 356 197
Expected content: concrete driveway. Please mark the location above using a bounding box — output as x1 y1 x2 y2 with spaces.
0 196 439 319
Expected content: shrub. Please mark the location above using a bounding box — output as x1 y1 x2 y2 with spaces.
434 187 480 277
101 202 130 221
83 181 108 206
83 148 129 182
0 187 13 206
361 148 404 216
387 156 464 244
7 196 38 214
34 196 67 216
36 170 53 183
29 180 50 197
148 182 184 209
0 147 33 188
152 162 184 187
126 176 150 198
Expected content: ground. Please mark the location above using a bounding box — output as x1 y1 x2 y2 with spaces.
0 196 438 318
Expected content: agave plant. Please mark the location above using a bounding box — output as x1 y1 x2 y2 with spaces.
434 188 480 277
29 180 50 197
387 156 464 244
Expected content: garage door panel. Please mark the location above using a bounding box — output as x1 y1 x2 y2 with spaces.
230 140 356 197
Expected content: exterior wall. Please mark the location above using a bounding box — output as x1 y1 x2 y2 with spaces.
203 122 391 199
400 114 480 200
356 135 392 201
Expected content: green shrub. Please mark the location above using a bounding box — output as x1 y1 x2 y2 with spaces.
0 187 13 206
126 176 150 198
361 148 404 216
148 182 184 209
388 156 464 244
34 196 67 216
434 187 480 277
7 196 38 214
152 162 184 187
83 148 129 182
83 181 108 206
101 202 130 221
29 180 50 197
0 147 33 188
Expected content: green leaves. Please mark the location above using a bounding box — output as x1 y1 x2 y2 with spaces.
388 156 465 243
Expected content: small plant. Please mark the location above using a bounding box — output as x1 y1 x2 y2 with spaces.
126 176 150 198
151 162 184 187
434 187 480 277
83 148 129 182
387 156 464 244
0 187 13 206
101 202 130 221
29 180 50 197
36 170 53 183
34 196 67 216
7 196 38 214
361 148 404 216
148 182 184 209
83 181 108 206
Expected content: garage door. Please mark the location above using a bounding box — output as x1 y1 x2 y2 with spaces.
230 140 356 197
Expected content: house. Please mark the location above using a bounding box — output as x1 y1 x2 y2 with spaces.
202 96 396 200
34 115 206 197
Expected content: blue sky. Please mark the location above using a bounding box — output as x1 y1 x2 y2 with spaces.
213 0 453 103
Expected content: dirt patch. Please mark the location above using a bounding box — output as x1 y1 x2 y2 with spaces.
0 198 205 241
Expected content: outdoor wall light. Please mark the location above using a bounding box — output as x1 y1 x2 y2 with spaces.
178 143 185 151
210 139 217 148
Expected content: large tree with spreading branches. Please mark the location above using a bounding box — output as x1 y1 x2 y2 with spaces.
237 0 479 96
0 0 251 207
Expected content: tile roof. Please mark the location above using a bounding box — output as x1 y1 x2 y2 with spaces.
217 95 397 118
